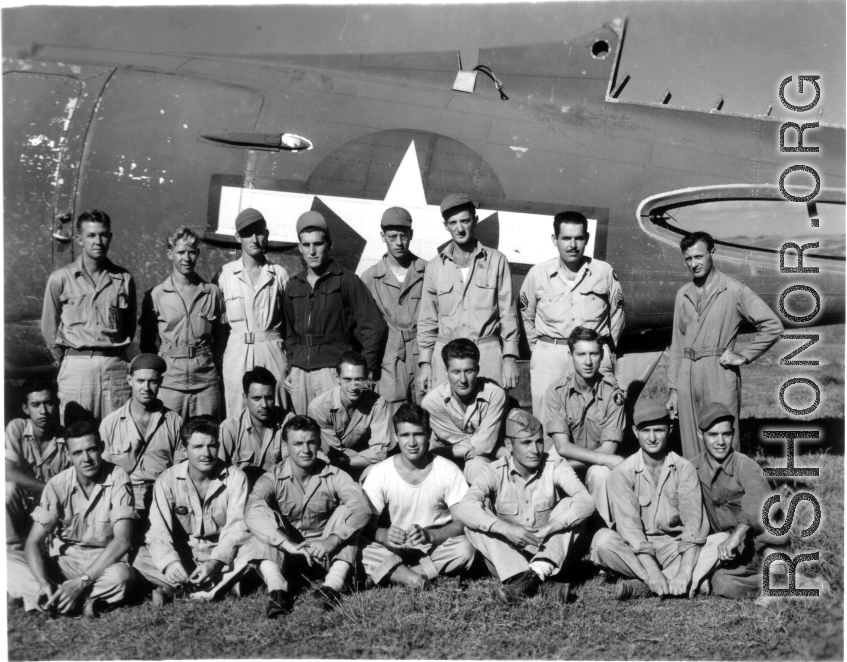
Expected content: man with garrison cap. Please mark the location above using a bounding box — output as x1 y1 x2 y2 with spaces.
690 403 801 599
590 400 728 600
455 409 595 605
100 354 184 531
283 210 386 415
417 194 520 392
213 208 290 417
361 207 428 414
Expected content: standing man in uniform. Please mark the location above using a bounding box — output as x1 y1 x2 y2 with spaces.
665 232 783 458
214 208 289 418
361 207 428 414
308 352 394 482
140 226 224 420
417 194 520 392
99 354 183 530
41 209 136 423
544 327 624 526
520 211 624 421
283 211 385 415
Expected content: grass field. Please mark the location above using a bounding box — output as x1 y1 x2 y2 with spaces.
7 326 844 661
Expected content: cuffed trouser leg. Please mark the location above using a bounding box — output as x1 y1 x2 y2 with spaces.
6 543 42 610
58 354 130 424
466 525 579 582
57 546 133 605
362 535 475 583
431 341 504 389
158 384 221 421
585 465 613 527
288 366 337 416
589 528 643 579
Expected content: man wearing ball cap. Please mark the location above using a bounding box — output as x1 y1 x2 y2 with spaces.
361 207 428 414
416 193 520 393
590 400 728 600
283 211 385 415
690 403 802 599
100 353 184 526
455 408 595 605
213 208 290 417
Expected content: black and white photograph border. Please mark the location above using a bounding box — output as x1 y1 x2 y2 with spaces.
3 0 844 659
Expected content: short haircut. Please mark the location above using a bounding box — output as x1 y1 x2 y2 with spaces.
567 326 602 353
242 366 277 395
76 209 111 233
680 231 715 253
553 211 588 238
181 415 219 444
336 351 368 374
298 227 331 243
65 420 101 444
166 225 200 250
392 402 430 433
282 415 321 442
20 377 58 404
441 338 479 367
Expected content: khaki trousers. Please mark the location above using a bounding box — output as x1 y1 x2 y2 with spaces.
288 366 337 416
58 354 130 424
361 535 476 583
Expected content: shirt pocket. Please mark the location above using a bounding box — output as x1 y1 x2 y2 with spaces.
109 437 132 459
579 289 607 324
537 292 567 326
495 500 520 520
60 295 88 327
191 312 214 340
93 515 114 544
435 282 458 317
224 292 246 324
173 501 195 533
320 283 344 312
533 497 555 526
678 305 693 335
235 449 256 467
473 268 497 310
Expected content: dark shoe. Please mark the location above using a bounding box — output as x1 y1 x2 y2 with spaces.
82 598 101 619
151 587 175 608
266 589 295 619
308 586 342 611
494 569 542 605
614 579 653 601
539 581 571 604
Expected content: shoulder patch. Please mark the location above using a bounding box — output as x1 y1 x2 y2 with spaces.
519 291 528 310
612 270 619 281
614 290 624 309
613 391 625 407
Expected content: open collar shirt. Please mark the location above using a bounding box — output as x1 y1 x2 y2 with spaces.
219 408 294 473
544 373 624 448
422 379 506 457
5 418 68 482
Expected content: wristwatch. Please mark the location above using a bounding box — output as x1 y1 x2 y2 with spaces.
79 574 93 586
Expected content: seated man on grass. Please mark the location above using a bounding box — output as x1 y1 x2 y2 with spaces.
133 416 253 605
689 403 827 600
12 421 135 617
590 401 728 600
360 403 476 589
308 351 394 482
244 415 371 618
454 409 595 605
422 338 507 482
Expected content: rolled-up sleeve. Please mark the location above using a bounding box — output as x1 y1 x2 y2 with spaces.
677 463 708 553
544 386 570 438
108 468 138 523
330 471 371 540
600 398 625 444
360 397 392 464
469 390 505 456
550 462 595 529
31 481 61 532
608 468 655 556
146 473 180 571
452 466 501 532
245 474 289 548
211 469 250 568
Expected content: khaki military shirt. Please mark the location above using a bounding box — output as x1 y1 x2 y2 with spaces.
146 461 250 571
608 450 708 556
5 419 68 483
139 276 224 391
417 243 519 364
219 408 294 474
245 459 371 546
31 462 136 553
544 374 625 449
308 386 394 466
41 256 136 362
422 379 506 457
454 455 595 532
100 401 184 497
519 257 625 348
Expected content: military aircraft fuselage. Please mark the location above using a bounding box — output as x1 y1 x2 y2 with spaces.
4 20 844 374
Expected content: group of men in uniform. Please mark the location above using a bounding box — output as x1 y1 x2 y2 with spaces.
7 195 815 620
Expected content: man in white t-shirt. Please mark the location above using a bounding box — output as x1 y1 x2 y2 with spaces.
360 403 476 588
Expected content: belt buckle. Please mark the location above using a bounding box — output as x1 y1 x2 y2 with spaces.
243 332 255 345
305 334 314 347
187 347 196 359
